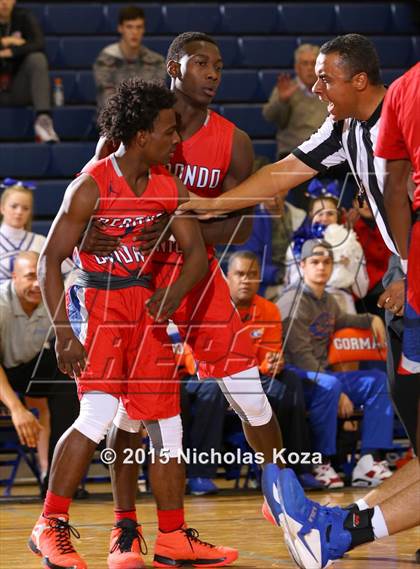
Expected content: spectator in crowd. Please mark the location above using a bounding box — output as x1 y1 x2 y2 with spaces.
93 5 166 108
0 178 73 282
285 179 369 313
0 0 59 142
279 240 394 488
185 251 321 495
353 197 391 315
0 363 41 448
0 251 54 481
262 43 328 161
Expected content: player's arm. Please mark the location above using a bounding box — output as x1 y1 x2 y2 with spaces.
196 128 255 245
146 178 209 322
0 364 41 448
383 158 412 263
38 175 99 377
178 153 317 217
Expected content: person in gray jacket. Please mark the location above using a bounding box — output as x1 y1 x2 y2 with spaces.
278 239 394 488
93 5 166 108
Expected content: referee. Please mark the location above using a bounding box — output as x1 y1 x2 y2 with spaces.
180 32 419 526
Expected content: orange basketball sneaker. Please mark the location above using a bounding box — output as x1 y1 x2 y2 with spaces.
28 513 87 569
107 518 147 569
153 525 238 568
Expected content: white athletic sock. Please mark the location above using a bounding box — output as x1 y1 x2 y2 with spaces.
372 506 389 540
355 498 369 511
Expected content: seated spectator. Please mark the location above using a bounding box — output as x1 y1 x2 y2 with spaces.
0 363 41 448
93 5 166 108
0 0 59 142
0 178 73 282
185 251 321 495
285 179 369 313
262 44 328 161
352 198 391 316
0 251 54 481
217 157 306 301
278 240 394 488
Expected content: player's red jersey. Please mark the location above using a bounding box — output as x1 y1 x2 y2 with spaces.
155 110 235 264
75 154 179 277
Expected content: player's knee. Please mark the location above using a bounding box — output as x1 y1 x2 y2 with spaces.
73 392 119 444
113 400 142 433
143 414 183 458
229 390 273 427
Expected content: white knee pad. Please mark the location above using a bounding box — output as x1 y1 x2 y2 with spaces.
220 367 273 427
113 400 142 434
73 392 120 444
143 414 183 459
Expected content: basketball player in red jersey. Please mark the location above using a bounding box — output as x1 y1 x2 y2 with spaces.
86 33 284 569
27 80 239 569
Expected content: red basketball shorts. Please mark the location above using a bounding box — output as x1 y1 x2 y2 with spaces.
66 285 179 420
152 257 257 378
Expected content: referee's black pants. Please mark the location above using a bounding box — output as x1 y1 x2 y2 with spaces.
386 313 419 451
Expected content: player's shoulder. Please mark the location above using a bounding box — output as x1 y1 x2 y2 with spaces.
151 164 176 180
209 109 235 132
254 294 280 317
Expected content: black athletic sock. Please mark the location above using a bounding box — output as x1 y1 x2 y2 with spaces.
344 508 375 549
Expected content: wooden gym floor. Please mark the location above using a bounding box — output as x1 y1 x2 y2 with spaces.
0 487 419 568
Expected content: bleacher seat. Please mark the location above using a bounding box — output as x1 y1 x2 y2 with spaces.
220 3 279 34
51 143 96 177
0 144 50 177
77 71 97 104
32 220 53 237
0 108 33 140
381 68 405 86
371 36 415 67
391 2 418 33
143 36 172 59
240 37 297 67
45 37 61 68
60 37 116 69
50 70 77 104
215 70 260 102
259 69 292 100
252 141 277 162
220 105 276 137
44 4 105 35
162 4 221 34
280 3 336 34
34 181 69 216
52 107 97 140
105 3 163 34
20 3 45 26
336 3 393 34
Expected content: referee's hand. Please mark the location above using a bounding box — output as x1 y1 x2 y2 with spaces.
377 279 405 317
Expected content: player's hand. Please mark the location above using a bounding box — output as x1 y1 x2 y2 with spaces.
266 352 284 375
11 406 42 448
370 315 386 347
146 287 182 322
134 213 172 255
0 48 13 58
276 74 299 101
377 279 405 317
80 220 120 256
338 392 354 419
55 331 87 378
177 197 227 219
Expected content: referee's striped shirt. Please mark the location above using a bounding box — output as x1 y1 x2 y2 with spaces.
292 100 398 255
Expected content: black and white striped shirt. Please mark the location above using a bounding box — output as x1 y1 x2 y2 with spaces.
293 101 398 255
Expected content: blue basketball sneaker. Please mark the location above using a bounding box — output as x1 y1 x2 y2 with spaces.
261 463 283 526
277 468 352 568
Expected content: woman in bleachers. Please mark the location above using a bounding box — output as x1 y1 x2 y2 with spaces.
0 179 46 282
0 178 72 282
284 179 369 314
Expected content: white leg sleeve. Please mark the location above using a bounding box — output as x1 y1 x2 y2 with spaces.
73 392 120 444
143 414 183 459
220 366 273 427
113 400 142 434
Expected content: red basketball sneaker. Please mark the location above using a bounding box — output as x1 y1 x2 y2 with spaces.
108 518 147 569
28 513 87 569
153 525 238 568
